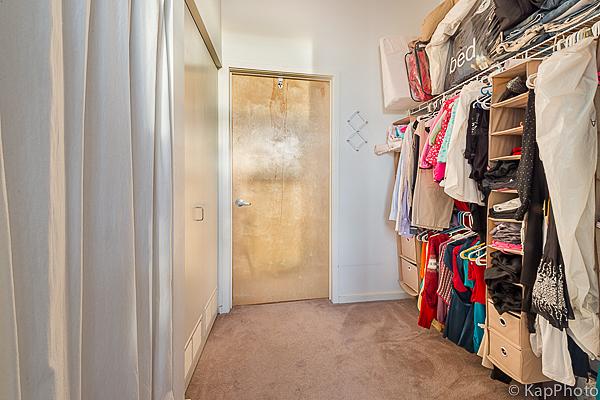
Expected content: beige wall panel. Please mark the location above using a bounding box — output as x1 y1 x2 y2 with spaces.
184 8 219 340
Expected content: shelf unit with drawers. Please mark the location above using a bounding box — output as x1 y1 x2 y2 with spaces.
484 60 549 384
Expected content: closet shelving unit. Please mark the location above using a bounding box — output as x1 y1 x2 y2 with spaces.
392 7 600 306
485 60 548 385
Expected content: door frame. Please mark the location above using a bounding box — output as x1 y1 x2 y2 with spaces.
218 67 338 312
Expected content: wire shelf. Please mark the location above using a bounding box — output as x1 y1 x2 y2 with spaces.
408 8 600 117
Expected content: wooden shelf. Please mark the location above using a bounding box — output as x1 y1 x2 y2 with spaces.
492 189 518 194
490 154 521 162
489 217 523 224
398 281 419 297
488 244 524 256
490 59 542 80
492 92 528 109
393 116 411 126
491 125 524 136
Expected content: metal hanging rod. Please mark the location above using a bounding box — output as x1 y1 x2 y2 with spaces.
408 7 600 117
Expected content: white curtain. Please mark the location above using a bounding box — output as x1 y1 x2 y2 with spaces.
0 1 175 399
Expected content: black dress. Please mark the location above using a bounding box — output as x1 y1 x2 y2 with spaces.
531 208 574 330
515 90 550 332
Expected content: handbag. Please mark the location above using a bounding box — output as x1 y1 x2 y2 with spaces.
404 41 433 102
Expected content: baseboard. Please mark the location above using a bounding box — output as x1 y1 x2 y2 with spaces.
184 287 218 388
336 290 412 304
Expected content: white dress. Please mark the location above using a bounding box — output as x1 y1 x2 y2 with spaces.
443 80 485 205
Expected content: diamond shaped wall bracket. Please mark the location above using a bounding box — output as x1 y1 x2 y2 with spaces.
346 111 368 152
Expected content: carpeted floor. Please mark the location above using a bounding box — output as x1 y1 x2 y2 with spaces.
186 299 519 400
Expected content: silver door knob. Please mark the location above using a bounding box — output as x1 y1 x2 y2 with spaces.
235 199 252 207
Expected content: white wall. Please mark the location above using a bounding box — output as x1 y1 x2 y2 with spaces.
219 0 438 311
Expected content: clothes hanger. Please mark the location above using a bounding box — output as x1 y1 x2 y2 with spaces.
440 223 468 236
474 85 492 110
526 73 537 90
467 245 487 261
592 20 600 38
416 230 430 242
460 241 486 260
475 252 487 266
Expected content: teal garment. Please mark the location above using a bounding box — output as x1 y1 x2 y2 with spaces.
395 126 405 139
437 102 459 163
473 303 486 353
463 258 475 289
596 372 599 400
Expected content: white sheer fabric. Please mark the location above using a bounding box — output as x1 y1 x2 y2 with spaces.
0 1 175 399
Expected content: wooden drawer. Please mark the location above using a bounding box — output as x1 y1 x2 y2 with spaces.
400 258 419 294
489 329 523 379
400 236 417 262
487 329 548 384
487 301 523 347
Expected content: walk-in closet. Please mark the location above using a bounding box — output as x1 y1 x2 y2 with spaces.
5 0 600 399
383 0 600 397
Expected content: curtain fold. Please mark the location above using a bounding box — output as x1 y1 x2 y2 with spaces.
0 1 175 399
0 119 22 400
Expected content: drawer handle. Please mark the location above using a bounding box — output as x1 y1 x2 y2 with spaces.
500 347 508 357
499 317 507 327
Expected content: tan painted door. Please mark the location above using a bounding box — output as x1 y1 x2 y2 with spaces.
231 73 331 305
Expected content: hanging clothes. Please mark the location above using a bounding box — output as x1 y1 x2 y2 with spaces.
412 121 454 230
425 96 458 168
443 81 485 205
530 315 576 386
512 89 550 332
515 90 537 220
396 124 416 236
531 208 574 331
464 104 490 186
437 101 460 164
418 232 450 329
535 37 600 358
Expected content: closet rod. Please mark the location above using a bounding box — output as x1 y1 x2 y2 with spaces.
409 8 600 117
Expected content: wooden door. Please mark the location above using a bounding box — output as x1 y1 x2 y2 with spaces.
231 73 331 305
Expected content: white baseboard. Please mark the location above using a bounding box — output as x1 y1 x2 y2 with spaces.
185 287 219 388
336 290 411 304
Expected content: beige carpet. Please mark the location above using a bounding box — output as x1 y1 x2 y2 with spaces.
186 299 518 400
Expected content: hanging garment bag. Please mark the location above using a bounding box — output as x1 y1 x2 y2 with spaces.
535 37 600 358
405 41 434 102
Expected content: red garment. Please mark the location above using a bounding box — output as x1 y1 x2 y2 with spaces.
454 200 470 212
418 269 439 329
418 233 449 329
426 234 450 265
470 260 487 304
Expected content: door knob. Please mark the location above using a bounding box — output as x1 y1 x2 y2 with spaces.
235 199 252 207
